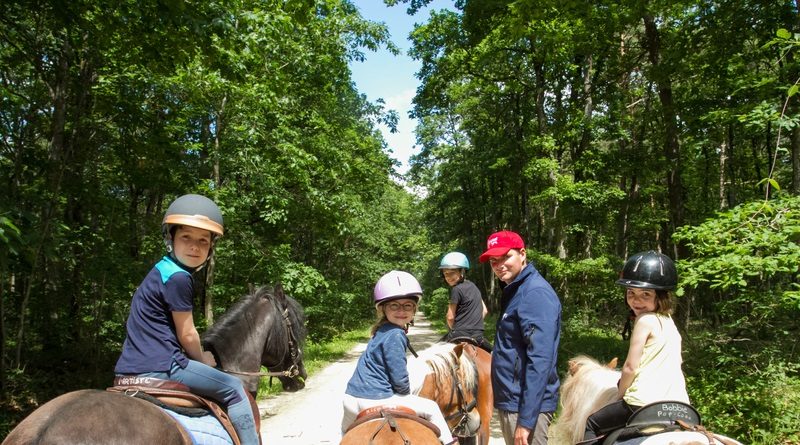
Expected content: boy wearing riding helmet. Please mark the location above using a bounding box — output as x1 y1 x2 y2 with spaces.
439 251 492 352
115 194 259 445
582 251 690 444
341 270 458 445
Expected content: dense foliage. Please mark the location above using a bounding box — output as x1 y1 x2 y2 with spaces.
1 0 798 442
400 0 799 442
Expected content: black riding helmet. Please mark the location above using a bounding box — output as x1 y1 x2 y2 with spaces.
162 194 224 258
616 250 677 290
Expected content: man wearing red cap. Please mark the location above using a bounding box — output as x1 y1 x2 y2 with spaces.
479 230 561 445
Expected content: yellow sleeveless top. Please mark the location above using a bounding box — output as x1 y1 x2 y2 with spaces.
624 314 690 406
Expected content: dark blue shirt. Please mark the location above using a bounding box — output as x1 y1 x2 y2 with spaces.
492 263 561 430
345 323 411 399
115 256 194 374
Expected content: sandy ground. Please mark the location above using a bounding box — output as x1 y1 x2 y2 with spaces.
257 312 506 444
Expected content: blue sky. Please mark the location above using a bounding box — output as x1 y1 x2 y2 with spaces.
349 0 454 174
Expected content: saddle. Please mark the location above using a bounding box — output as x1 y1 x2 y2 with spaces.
345 405 441 437
108 375 254 445
602 401 702 444
447 336 493 353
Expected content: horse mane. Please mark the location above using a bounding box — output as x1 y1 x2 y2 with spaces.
408 343 478 395
203 285 307 349
550 355 621 445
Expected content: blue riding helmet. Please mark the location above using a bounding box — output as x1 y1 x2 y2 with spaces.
438 252 470 270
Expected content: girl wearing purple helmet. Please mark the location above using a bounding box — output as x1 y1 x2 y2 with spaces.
340 271 458 444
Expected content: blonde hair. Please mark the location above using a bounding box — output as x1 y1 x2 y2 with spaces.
370 308 390 336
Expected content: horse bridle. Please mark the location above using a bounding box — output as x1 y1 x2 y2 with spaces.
443 351 478 433
223 296 302 379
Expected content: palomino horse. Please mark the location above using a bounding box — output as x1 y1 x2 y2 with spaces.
340 342 492 445
549 355 743 445
3 285 307 445
412 342 493 445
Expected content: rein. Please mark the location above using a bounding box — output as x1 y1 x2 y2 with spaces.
221 296 301 379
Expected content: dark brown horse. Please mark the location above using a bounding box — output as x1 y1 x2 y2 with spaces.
2 285 307 445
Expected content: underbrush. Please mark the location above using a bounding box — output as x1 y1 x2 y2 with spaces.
685 333 800 444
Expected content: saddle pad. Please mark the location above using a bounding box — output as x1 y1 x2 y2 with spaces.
163 409 234 445
615 431 717 444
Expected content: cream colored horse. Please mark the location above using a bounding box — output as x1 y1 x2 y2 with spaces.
549 355 743 445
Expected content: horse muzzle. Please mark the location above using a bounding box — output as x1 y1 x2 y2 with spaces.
453 411 481 437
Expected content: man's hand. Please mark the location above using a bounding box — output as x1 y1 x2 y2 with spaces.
514 425 531 445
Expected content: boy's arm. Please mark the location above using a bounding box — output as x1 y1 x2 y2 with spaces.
173 311 217 367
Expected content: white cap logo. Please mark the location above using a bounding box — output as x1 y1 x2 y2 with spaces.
488 237 500 247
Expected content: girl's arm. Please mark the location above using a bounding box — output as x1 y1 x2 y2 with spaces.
618 314 655 398
173 311 217 367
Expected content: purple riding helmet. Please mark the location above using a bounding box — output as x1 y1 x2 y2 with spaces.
373 270 422 308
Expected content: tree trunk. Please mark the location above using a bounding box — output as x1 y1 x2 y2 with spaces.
0 273 6 392
719 136 729 210
642 13 685 254
792 125 800 195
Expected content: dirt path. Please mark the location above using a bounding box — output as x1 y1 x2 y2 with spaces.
257 312 505 444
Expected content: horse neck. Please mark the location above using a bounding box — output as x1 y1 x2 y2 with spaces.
212 299 272 372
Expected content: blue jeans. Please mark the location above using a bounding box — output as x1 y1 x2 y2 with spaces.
141 358 259 445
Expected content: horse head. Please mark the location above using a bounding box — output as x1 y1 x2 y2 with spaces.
410 343 481 436
202 284 308 395
259 283 307 392
550 355 622 445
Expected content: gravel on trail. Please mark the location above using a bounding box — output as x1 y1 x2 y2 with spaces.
257 311 506 444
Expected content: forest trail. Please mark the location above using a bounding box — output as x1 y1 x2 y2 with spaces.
257 311 505 444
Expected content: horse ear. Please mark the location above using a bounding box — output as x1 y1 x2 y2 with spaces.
607 357 618 369
274 282 287 301
462 342 479 359
452 343 464 358
568 359 579 376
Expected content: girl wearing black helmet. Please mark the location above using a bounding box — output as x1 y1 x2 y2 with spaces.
582 251 690 444
115 194 259 445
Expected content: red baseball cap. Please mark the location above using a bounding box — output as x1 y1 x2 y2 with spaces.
479 230 525 263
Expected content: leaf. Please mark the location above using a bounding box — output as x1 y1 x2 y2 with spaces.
776 28 791 39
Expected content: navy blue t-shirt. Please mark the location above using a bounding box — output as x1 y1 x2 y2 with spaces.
115 256 194 374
